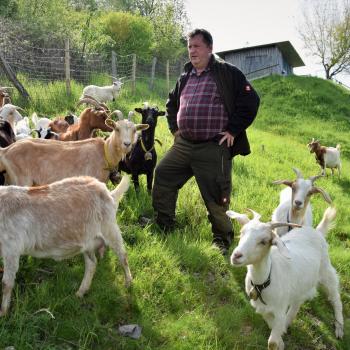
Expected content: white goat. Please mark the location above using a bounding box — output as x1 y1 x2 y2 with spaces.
0 175 132 316
15 116 32 140
31 113 53 139
81 79 123 103
227 208 343 350
272 168 331 236
0 104 24 133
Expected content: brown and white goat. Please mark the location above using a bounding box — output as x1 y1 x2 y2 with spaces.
272 167 331 236
307 138 341 176
0 175 132 316
0 88 11 107
44 97 112 141
0 114 148 186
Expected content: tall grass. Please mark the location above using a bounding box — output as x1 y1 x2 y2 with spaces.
0 75 349 349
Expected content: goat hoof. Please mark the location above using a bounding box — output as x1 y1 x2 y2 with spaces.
0 309 7 317
76 290 86 298
125 276 133 288
335 323 344 339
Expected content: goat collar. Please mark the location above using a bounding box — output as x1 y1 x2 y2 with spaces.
286 211 292 232
250 265 271 305
104 142 116 171
140 138 154 153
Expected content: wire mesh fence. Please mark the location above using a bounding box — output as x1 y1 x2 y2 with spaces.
0 17 186 102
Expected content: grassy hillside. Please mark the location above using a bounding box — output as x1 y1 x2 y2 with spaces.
0 75 349 349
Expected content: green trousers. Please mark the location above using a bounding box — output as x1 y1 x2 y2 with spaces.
152 135 233 241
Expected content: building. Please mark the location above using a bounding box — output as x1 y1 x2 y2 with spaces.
215 41 305 80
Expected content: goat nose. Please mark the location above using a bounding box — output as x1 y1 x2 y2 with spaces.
124 142 131 147
294 200 302 207
234 252 243 259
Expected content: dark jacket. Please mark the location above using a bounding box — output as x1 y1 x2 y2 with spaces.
166 55 260 157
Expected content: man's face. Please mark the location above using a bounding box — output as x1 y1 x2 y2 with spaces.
188 34 212 70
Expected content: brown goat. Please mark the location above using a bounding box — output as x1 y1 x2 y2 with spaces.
0 114 148 186
47 98 112 141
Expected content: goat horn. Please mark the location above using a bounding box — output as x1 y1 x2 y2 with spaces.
76 97 101 109
292 167 303 179
82 94 101 103
128 111 134 121
270 222 302 230
109 110 124 120
246 208 261 221
309 174 322 183
12 105 25 112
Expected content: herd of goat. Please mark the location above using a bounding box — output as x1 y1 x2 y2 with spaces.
0 83 345 348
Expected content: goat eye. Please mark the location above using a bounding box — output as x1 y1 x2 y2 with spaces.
259 240 267 245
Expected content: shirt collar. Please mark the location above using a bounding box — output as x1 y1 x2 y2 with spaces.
190 65 211 76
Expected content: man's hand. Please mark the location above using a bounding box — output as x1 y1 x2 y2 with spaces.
219 131 235 147
172 130 180 138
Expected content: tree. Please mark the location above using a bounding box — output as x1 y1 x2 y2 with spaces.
14 0 78 46
99 11 154 58
108 0 188 59
0 0 18 18
298 0 350 79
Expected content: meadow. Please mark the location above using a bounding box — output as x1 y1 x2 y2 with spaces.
0 74 349 349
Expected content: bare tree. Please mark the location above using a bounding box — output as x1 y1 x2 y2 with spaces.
299 0 350 79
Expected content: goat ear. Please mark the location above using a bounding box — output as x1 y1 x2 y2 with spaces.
226 210 250 226
134 108 143 114
105 118 117 129
310 186 332 204
271 231 291 259
272 180 293 187
136 123 149 131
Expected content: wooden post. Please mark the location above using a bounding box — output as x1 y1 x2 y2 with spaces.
166 60 170 92
111 51 117 81
0 51 30 100
132 53 137 93
65 38 71 96
149 57 157 90
179 59 183 75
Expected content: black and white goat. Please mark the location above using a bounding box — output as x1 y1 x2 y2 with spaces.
116 103 165 192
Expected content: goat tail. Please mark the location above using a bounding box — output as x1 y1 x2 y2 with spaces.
110 175 130 205
316 207 336 237
336 144 341 151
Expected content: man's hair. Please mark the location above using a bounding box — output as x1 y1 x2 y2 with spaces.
187 29 213 47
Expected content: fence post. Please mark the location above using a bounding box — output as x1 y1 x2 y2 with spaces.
111 51 117 80
179 59 183 75
65 38 71 96
149 57 157 90
166 60 170 92
132 53 137 93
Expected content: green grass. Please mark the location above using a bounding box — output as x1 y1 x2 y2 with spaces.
0 74 349 349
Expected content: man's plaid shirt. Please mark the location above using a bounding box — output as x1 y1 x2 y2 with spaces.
177 67 228 141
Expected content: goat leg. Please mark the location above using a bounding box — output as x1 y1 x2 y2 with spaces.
76 252 97 297
0 254 20 316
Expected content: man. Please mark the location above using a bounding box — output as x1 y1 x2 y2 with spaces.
152 28 260 255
